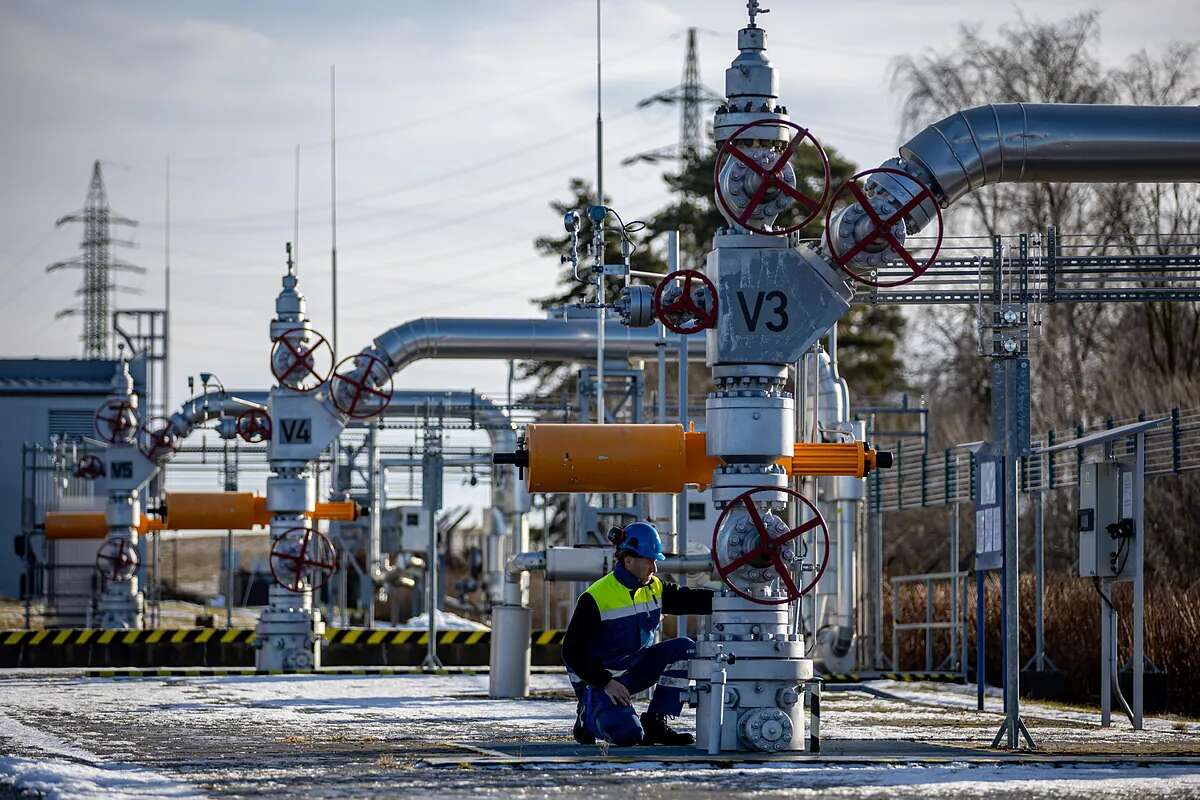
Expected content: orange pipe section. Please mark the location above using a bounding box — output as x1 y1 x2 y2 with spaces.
525 424 881 494
526 424 720 493
43 494 360 540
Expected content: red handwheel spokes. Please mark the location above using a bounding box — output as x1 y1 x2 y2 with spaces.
710 486 830 606
330 354 394 419
73 455 105 480
94 400 138 444
714 118 831 236
137 417 178 463
269 527 337 593
236 409 272 443
823 167 944 288
96 538 139 582
653 270 719 335
270 327 334 392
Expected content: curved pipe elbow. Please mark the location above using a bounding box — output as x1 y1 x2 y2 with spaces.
168 391 268 439
897 103 1200 212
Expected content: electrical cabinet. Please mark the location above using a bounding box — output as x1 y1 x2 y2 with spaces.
381 505 429 554
1078 460 1136 579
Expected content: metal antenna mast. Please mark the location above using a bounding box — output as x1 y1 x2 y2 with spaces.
623 28 724 165
47 161 144 359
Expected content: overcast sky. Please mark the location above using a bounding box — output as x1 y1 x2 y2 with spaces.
1 0 1194 407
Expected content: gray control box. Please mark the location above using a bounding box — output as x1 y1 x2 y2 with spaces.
1078 461 1135 579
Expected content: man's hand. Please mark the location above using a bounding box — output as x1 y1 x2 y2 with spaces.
603 679 632 706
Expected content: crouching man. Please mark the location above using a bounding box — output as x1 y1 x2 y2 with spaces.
562 521 713 747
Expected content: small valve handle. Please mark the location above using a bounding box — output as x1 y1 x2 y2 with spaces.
653 270 719 335
269 527 337 593
236 409 272 443
270 328 334 392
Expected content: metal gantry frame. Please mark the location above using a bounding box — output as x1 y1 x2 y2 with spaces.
858 225 1200 746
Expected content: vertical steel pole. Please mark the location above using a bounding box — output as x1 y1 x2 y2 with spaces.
1101 579 1112 726
891 578 899 671
1133 431 1145 729
950 503 959 671
873 509 884 668
1034 489 1045 671
668 232 690 637
976 569 985 711
925 577 933 672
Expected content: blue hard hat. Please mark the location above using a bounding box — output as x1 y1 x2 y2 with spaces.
619 521 666 562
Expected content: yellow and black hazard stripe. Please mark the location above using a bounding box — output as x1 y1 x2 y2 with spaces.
1 627 570 648
817 670 965 684
0 628 256 646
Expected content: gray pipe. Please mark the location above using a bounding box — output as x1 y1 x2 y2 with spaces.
895 103 1200 212
371 317 702 374
167 391 267 439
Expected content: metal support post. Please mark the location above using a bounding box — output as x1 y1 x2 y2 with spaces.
422 448 444 669
1133 430 1146 729
668 231 691 638
976 569 985 711
949 503 959 671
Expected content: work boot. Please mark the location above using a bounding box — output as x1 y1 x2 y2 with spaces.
573 701 596 745
640 712 694 746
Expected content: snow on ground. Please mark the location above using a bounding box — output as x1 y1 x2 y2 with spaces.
398 608 489 631
0 671 1197 798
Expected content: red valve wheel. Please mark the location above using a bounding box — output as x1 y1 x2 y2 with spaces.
714 118 831 236
710 486 830 606
236 409 272 443
653 270 719 335
269 527 337 593
330 353 394 419
823 167 944 288
94 400 138 444
96 538 139 582
137 417 178 463
270 327 334 392
73 455 105 480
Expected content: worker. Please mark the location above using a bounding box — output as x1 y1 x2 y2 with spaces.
562 521 713 747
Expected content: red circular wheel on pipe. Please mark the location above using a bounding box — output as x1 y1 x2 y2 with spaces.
823 167 944 288
710 486 830 606
94 400 138 445
270 328 334 392
73 455 105 480
714 118 831 236
236 409 272 443
269 527 337 593
96 538 139 582
137 417 178 463
330 354 394 419
653 269 719 335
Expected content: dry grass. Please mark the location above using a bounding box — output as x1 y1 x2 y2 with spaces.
887 573 1200 716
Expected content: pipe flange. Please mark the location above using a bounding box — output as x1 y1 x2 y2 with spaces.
738 707 794 752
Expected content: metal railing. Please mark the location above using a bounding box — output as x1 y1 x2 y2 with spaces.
890 570 969 673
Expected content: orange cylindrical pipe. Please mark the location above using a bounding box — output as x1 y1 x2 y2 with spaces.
164 492 265 530
313 500 359 522
527 423 721 493
44 512 165 539
786 442 876 478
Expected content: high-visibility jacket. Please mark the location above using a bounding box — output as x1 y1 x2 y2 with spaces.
582 570 665 662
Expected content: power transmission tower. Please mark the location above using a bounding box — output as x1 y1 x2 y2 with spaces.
623 28 724 165
47 161 144 359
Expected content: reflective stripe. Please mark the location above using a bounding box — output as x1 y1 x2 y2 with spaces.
597 599 661 622
567 667 625 684
664 660 690 672
657 676 691 689
584 573 663 616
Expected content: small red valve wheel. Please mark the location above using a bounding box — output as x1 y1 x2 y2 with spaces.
714 118 831 236
711 486 830 606
270 327 334 392
137 417 178 463
823 167 944 288
73 455 105 480
96 538 139 582
269 527 337 593
653 270 719 335
330 353 394 419
236 409 272 443
93 400 138 444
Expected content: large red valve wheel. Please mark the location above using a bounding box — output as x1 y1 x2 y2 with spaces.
96 538 139 582
270 327 334 392
269 527 337 593
94 400 137 444
823 167 944 288
714 118 831 236
653 270 719 335
711 486 830 606
236 409 272 443
73 455 105 480
137 417 178 463
330 354 394 419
